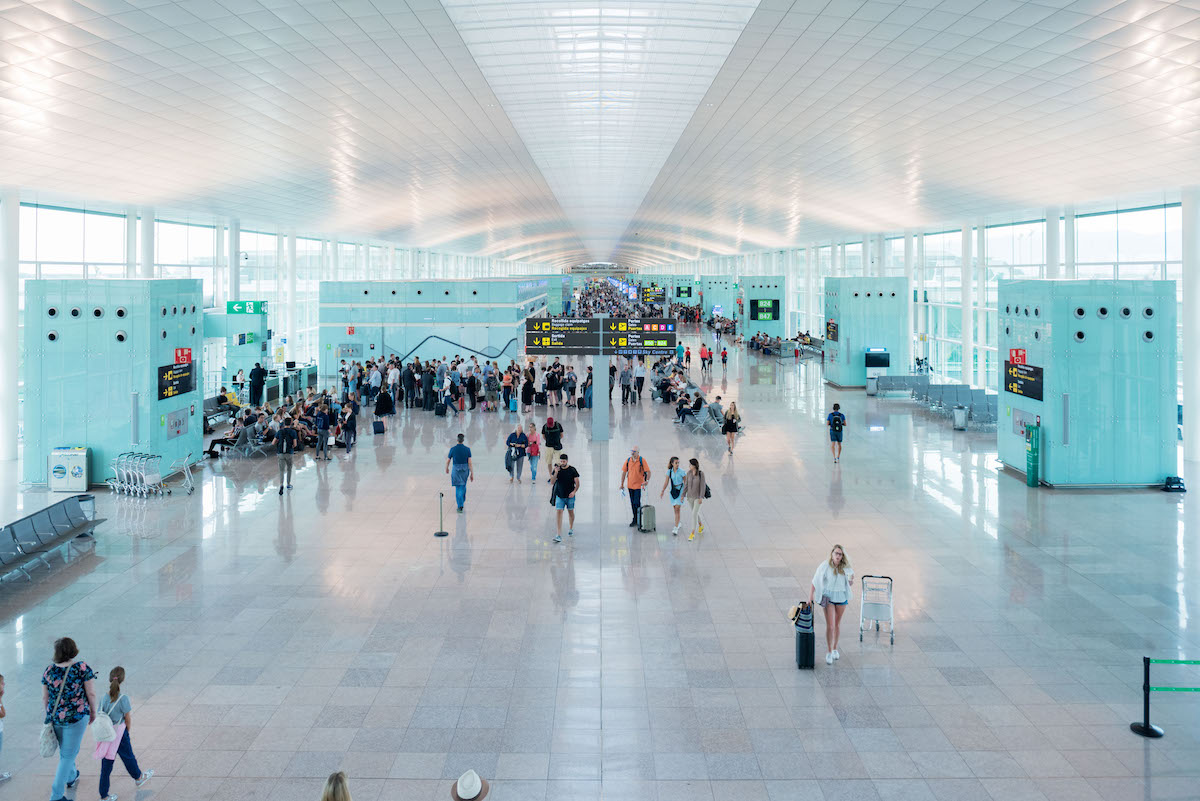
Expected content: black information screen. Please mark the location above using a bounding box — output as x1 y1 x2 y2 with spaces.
676 286 692 298
825 320 839 342
751 299 780 321
1004 361 1044 401
641 287 666 304
158 363 195 400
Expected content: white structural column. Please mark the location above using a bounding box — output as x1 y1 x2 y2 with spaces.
903 231 914 371
286 231 297 362
806 244 817 332
976 219 987 388
916 233 926 351
228 219 241 301
961 223 974 386
831 241 841 277
1064 206 1076 279
124 205 137 279
213 223 226 308
1045 207 1061 279
1183 188 1200 462
139 207 155 278
862 235 872 276
0 188 18 461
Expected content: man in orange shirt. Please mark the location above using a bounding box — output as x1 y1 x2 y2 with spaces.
619 446 652 527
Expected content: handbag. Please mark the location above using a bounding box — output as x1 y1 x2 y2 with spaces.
40 662 74 757
549 480 558 507
702 473 712 499
91 694 124 743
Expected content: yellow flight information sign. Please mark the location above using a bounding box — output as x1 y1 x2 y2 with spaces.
525 318 599 354
158 363 195 400
525 318 678 356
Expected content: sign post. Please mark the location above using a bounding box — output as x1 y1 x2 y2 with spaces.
591 315 610 443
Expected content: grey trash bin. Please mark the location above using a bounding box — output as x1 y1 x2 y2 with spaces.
865 376 878 396
952 405 968 430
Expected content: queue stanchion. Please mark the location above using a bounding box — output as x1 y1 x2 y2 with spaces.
435 492 449 538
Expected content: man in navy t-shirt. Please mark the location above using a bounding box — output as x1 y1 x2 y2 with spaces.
826 403 845 464
446 433 474 512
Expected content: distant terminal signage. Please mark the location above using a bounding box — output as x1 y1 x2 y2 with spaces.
525 318 678 356
525 317 598 355
227 300 267 314
158 362 194 400
825 319 839 342
751 299 780 321
641 287 666 304
1004 361 1044 401
676 286 692 298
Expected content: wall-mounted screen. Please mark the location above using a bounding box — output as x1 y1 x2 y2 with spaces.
676 286 692 298
751 299 780 321
865 352 890 368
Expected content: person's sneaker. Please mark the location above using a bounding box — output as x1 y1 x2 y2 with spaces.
825 652 834 665
67 770 81 789
688 531 695 541
286 484 293 490
553 534 562 543
135 770 154 788
567 530 574 537
278 487 284 496
0 772 10 782
457 507 464 513
698 524 704 535
832 650 840 660
102 795 117 801
672 525 679 536
629 520 637 527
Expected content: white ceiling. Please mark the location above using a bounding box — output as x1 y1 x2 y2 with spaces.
2 0 1199 270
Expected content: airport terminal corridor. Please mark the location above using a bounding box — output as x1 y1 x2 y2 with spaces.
0 331 1197 801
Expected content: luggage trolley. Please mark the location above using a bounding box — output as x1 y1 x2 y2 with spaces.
165 453 195 495
859 575 894 644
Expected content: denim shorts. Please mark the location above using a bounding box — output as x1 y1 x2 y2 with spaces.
829 431 843 443
555 495 575 511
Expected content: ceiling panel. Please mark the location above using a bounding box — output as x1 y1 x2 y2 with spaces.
439 0 761 263
614 0 1200 267
0 0 586 266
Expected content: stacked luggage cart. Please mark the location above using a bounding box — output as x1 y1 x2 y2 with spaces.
106 452 194 497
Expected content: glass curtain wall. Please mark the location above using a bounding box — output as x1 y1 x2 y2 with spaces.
651 201 1184 398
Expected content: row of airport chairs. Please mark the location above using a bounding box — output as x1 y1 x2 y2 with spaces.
874 375 998 428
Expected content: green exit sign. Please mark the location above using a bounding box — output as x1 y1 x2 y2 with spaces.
227 300 267 314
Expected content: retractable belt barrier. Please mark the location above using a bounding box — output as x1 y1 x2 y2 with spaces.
1130 656 1200 738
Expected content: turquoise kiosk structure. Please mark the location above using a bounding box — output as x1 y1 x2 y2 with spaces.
997 279 1176 486
23 279 204 484
743 276 786 340
822 277 908 387
318 278 548 378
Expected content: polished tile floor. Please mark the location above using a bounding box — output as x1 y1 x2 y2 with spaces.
2 331 1199 801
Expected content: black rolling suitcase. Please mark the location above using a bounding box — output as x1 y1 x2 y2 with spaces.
535 391 548 405
790 602 815 669
435 402 447 417
372 420 385 434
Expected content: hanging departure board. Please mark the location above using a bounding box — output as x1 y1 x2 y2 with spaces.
525 318 598 354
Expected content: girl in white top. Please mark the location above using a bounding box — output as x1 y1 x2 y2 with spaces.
809 544 854 665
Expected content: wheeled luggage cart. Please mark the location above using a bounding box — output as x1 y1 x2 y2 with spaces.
166 453 195 495
859 575 894 644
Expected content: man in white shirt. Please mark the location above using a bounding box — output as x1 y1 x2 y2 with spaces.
387 363 400 404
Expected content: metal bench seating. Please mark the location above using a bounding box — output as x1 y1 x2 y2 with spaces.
0 495 103 581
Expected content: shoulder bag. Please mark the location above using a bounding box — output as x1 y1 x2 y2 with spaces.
703 472 712 499
91 693 124 743
40 662 74 757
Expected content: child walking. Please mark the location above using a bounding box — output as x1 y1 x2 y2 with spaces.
95 667 152 801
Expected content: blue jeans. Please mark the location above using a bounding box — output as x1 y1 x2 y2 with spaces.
50 717 88 800
530 458 538 480
455 484 467 509
99 729 142 799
